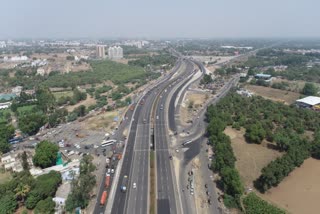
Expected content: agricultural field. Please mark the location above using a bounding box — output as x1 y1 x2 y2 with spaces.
262 158 320 214
245 85 301 104
224 127 282 188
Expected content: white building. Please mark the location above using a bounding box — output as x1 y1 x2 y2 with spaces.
31 59 47 67
96 45 106 58
108 46 123 59
0 102 11 110
8 56 29 62
12 86 23 96
0 41 6 48
0 151 34 172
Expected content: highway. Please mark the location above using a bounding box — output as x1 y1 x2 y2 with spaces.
154 60 195 214
102 59 186 214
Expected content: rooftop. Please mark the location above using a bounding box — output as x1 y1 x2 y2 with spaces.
296 96 320 106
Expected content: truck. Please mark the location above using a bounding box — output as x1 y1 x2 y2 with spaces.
105 173 111 188
100 190 108 206
120 175 128 192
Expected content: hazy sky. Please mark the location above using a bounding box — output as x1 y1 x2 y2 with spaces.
1 0 319 39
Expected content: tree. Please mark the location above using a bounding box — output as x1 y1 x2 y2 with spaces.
200 74 213 85
33 141 59 168
0 124 15 153
66 155 96 211
302 82 318 96
245 123 266 144
35 86 56 113
20 151 30 171
0 192 17 214
18 112 47 135
25 171 61 209
14 183 31 203
34 197 55 214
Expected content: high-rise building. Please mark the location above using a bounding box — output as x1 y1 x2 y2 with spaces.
108 46 123 59
96 45 106 58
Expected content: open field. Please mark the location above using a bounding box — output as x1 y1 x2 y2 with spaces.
180 92 208 125
245 85 301 105
261 158 320 214
0 171 12 184
53 90 73 99
66 96 96 112
224 127 282 188
272 78 320 93
84 110 119 132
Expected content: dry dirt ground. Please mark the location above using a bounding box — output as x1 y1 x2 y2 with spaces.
84 110 119 132
66 96 97 112
272 78 320 93
180 92 210 125
245 85 301 105
261 158 320 214
224 127 282 188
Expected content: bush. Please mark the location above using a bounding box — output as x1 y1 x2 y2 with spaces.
243 192 285 214
34 197 55 214
0 192 17 214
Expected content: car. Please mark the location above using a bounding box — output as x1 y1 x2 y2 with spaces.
169 156 173 160
111 169 115 174
175 149 179 153
133 182 137 189
84 145 90 150
93 145 99 149
107 168 111 173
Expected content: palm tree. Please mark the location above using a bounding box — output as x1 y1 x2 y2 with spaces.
14 183 31 203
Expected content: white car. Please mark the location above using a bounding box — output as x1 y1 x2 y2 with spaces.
111 169 115 174
107 168 111 173
133 182 137 189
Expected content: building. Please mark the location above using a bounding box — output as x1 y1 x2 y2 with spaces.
96 45 106 58
108 46 123 59
12 86 23 96
0 151 34 172
296 96 320 109
0 102 11 110
0 41 6 48
255 73 272 80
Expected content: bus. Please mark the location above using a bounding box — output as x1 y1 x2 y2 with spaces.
101 139 116 147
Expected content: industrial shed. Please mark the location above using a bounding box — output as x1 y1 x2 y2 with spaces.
296 96 320 109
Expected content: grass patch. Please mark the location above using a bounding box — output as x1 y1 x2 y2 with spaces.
150 151 156 214
17 105 36 115
53 90 73 99
243 192 285 214
0 170 12 184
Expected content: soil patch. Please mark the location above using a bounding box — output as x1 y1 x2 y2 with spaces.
224 127 282 188
245 85 301 105
261 158 320 214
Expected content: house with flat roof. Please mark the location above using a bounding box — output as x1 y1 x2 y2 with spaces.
296 96 320 109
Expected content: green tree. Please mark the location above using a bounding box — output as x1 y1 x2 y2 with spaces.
33 141 59 168
20 151 30 170
34 197 55 214
0 192 17 214
18 112 47 135
65 155 96 211
36 86 56 113
14 183 31 203
0 124 15 153
302 82 318 96
245 123 266 144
